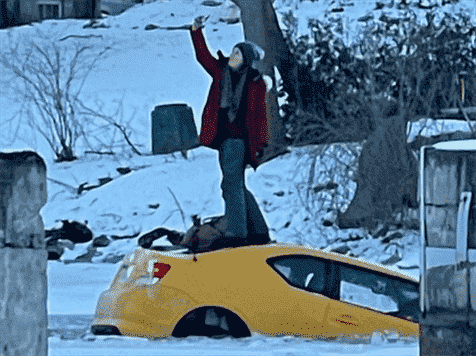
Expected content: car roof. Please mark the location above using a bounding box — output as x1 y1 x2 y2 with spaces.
138 242 419 284
247 243 418 283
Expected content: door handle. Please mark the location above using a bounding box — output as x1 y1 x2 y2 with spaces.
336 314 358 327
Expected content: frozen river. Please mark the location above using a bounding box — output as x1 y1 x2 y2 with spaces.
48 314 419 356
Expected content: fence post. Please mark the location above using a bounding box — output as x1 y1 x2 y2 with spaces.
0 151 48 356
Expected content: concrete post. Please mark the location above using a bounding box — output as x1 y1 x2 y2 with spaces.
0 151 48 356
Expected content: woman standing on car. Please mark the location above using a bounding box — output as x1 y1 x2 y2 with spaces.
189 15 270 244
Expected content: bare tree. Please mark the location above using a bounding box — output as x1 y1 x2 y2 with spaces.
230 0 297 161
229 0 476 232
76 93 144 157
0 29 111 162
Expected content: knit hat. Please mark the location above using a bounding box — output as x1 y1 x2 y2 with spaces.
233 41 264 70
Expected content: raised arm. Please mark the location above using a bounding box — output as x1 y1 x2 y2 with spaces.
190 17 221 77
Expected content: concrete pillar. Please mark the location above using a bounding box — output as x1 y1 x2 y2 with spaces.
420 324 476 356
0 151 48 356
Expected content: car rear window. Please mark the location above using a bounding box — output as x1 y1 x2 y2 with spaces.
268 255 327 294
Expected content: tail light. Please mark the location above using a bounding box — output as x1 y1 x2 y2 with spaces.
153 262 171 279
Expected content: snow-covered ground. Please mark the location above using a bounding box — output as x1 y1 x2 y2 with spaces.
2 0 475 353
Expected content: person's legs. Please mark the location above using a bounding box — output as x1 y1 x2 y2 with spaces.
219 138 247 239
244 189 269 236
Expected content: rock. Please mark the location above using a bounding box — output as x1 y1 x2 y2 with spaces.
110 232 140 240
145 24 159 31
201 0 222 6
273 191 285 197
59 330 86 340
116 167 131 175
74 245 99 263
330 245 351 255
57 239 75 250
92 235 111 248
59 220 93 244
47 243 64 260
47 237 74 250
381 232 403 244
47 220 92 244
338 234 364 243
102 254 126 264
83 20 109 29
219 17 239 24
358 14 374 22
98 177 113 185
380 250 402 266
373 224 389 239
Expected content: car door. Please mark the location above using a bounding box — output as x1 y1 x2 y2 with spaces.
325 262 419 340
267 255 333 337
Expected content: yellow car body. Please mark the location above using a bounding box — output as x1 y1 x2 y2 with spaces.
91 243 419 340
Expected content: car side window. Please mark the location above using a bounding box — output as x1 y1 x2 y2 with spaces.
338 264 419 320
340 280 399 313
268 255 327 295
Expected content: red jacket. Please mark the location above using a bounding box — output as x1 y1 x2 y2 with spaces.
190 28 270 170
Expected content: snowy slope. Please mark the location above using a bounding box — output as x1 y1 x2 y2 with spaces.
2 0 472 301
1 0 474 352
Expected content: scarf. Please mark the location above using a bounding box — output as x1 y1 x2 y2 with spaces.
220 42 264 123
220 66 250 123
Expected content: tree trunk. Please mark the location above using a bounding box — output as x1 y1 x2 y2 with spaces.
337 114 418 230
230 0 295 160
232 0 418 230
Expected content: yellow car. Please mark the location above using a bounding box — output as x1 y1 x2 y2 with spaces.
91 243 419 340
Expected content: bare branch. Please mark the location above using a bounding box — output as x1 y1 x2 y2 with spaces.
458 97 475 133
0 30 112 161
75 45 111 97
59 34 103 42
84 150 115 155
47 177 77 194
167 187 187 230
112 122 142 156
76 96 143 156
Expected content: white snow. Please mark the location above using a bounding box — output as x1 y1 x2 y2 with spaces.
2 0 473 353
433 139 476 150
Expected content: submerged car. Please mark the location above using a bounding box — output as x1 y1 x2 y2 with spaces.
91 243 419 340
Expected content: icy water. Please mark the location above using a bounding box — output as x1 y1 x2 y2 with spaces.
47 314 419 356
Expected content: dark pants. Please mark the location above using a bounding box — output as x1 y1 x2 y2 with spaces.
219 138 269 239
